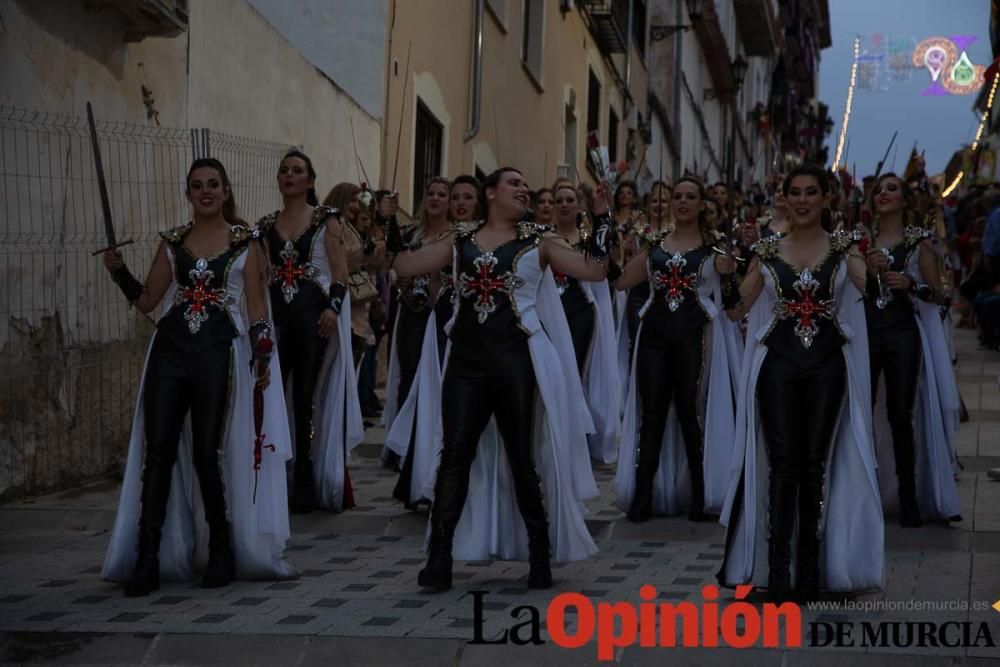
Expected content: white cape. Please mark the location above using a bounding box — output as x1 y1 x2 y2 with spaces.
719 258 884 592
306 301 364 511
103 250 296 582
580 281 622 464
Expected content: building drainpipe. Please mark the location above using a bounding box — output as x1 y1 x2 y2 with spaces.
671 0 683 178
381 0 398 186
465 0 484 141
625 0 633 96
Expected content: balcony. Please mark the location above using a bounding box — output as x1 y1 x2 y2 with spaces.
580 0 630 54
84 0 188 42
689 1 736 102
733 0 780 56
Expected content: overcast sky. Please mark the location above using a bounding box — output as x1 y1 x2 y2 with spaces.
818 0 992 176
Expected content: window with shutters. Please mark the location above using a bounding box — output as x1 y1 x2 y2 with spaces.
413 100 443 213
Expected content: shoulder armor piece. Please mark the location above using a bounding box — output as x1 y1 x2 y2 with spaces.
517 220 551 238
903 225 932 247
229 224 258 244
255 211 279 231
454 220 486 238
638 227 668 248
751 232 782 260
830 228 862 253
159 223 192 243
312 205 340 225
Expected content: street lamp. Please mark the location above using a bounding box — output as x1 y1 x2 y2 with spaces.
704 55 751 101
732 55 749 90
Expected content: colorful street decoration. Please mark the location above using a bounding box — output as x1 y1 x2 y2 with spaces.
912 36 985 96
857 33 917 92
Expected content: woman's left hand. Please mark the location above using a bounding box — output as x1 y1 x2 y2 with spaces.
883 271 912 291
318 308 338 338
714 252 737 276
254 361 271 390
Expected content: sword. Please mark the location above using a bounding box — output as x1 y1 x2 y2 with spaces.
863 130 898 311
389 41 412 196
86 102 133 255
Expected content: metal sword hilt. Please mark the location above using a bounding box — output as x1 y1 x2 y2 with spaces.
92 238 136 257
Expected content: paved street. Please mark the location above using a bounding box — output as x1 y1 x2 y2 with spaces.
0 328 998 665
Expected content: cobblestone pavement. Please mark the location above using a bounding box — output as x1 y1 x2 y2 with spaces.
0 330 998 665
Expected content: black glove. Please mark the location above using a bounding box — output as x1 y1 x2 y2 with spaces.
585 212 613 260
111 265 143 303
605 259 623 284
329 281 347 315
248 319 274 366
908 278 937 303
721 274 741 310
385 215 405 254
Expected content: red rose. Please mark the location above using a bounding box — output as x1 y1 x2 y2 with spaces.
256 337 273 355
858 237 870 253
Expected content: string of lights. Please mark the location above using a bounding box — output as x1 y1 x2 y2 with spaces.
943 69 1000 197
972 70 1000 152
941 171 963 198
830 36 860 172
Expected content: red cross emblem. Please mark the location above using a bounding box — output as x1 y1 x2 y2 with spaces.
774 268 834 349
177 258 230 334
553 270 570 295
273 240 315 304
651 252 697 311
457 252 524 323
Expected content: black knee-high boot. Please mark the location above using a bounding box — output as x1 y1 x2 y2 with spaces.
795 478 823 597
767 474 797 598
676 401 709 522
629 420 664 523
125 463 172 597
508 455 551 589
198 459 235 589
418 446 470 591
893 431 922 527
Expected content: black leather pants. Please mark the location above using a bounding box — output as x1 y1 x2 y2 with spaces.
632 325 706 516
141 336 233 535
565 305 596 374
869 324 921 503
276 320 327 478
625 287 646 351
392 306 433 505
428 341 546 555
757 351 846 590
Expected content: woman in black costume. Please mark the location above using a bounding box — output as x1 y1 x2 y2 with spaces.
390 167 613 591
386 177 453 507
257 151 349 513
615 178 739 523
719 163 882 599
863 173 961 526
102 159 288 595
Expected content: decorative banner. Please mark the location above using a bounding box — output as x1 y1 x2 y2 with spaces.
912 36 985 95
857 33 918 92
